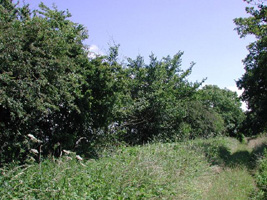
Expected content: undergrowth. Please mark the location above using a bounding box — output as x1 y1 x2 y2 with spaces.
0 136 264 199
252 148 267 200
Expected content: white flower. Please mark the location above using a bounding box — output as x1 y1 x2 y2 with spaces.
30 149 39 154
76 155 83 161
27 134 42 143
63 150 72 155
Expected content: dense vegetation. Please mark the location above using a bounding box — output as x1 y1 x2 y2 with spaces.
234 0 267 135
1 137 265 199
0 0 266 199
255 148 267 199
0 1 246 164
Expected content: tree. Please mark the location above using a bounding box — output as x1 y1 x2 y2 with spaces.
0 1 131 163
118 52 204 144
198 85 245 137
234 0 267 134
0 1 92 163
183 100 225 138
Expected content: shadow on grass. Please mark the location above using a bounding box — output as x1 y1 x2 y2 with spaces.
218 146 253 169
252 142 267 157
199 142 267 170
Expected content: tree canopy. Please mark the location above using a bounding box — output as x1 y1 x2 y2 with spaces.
0 1 93 162
0 1 246 164
198 85 245 137
234 0 267 134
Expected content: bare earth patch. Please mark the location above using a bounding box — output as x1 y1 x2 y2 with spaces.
247 135 267 149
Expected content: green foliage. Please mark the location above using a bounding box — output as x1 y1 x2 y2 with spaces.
0 1 92 163
118 53 204 143
85 47 126 130
0 1 250 165
189 137 238 165
254 148 267 199
197 85 245 137
234 1 267 135
0 137 259 199
184 100 225 138
0 143 208 199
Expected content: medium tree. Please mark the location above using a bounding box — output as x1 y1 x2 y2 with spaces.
118 52 204 143
0 1 92 163
183 100 225 138
0 2 130 163
198 85 245 137
234 0 267 134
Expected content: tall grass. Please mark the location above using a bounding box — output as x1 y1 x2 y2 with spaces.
0 137 260 199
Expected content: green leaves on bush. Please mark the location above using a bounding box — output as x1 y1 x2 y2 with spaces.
0 1 246 164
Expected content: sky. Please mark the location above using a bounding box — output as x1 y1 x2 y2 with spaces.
23 0 255 105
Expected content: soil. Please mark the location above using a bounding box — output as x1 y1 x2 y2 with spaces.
247 134 267 149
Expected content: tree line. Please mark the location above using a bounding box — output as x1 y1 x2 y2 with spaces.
0 0 265 164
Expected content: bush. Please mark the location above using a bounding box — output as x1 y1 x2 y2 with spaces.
184 101 225 138
0 2 90 163
255 148 267 199
117 53 206 144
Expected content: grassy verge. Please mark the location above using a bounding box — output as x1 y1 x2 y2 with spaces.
252 148 267 200
0 136 265 199
0 143 210 199
205 168 255 200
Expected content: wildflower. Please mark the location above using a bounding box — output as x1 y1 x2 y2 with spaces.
76 155 83 161
27 134 42 143
30 149 39 154
63 150 72 155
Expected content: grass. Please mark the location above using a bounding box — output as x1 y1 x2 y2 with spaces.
201 142 256 200
0 136 266 199
188 137 257 200
205 168 255 200
252 147 267 200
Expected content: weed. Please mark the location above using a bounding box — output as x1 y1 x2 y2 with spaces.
0 136 264 199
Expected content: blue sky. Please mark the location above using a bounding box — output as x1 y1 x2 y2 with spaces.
24 0 254 94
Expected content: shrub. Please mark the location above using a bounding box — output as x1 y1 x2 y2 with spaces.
255 148 267 199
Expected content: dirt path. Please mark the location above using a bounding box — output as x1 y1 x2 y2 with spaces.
247 134 267 150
